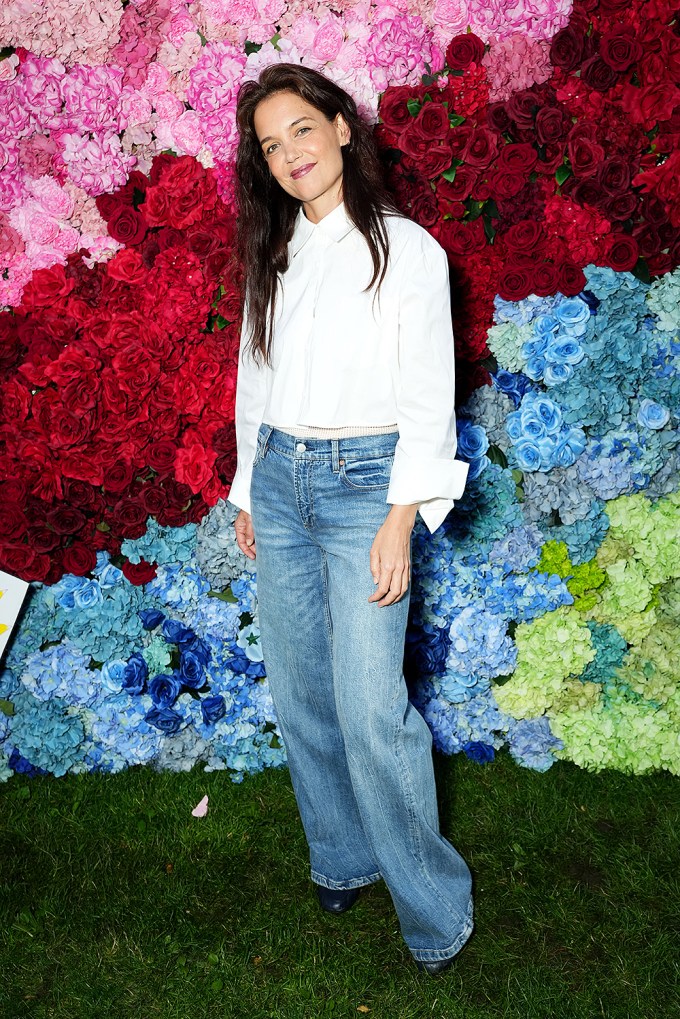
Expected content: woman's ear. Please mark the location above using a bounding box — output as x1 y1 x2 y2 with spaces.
335 113 351 147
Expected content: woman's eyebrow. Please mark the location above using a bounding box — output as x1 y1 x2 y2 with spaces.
260 116 315 147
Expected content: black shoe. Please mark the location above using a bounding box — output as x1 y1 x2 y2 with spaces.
416 956 454 976
315 885 361 914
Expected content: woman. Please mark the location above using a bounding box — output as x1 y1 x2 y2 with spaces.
228 63 473 975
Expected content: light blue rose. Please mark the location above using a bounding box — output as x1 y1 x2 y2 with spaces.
637 398 670 430
524 355 547 380
514 439 542 471
73 580 103 611
544 362 573 386
534 313 559 340
532 396 563 434
555 297 590 333
458 422 489 461
547 338 584 366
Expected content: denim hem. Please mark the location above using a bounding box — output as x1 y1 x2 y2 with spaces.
311 869 382 891
408 901 474 963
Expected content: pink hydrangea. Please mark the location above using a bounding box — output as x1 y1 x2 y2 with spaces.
58 131 136 196
467 0 572 43
365 8 443 91
172 110 205 157
14 54 66 132
1 0 123 67
0 53 19 83
196 0 287 45
482 33 553 101
18 135 59 179
187 40 248 114
60 65 125 135
157 31 205 99
428 0 471 48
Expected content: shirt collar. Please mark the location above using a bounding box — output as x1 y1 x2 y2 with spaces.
290 201 355 257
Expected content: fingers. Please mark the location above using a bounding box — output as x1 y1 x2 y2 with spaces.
368 561 410 606
234 510 257 560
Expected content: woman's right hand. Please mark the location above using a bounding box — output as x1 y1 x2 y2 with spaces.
234 510 257 560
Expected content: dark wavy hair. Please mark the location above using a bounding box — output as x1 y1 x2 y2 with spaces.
235 63 400 367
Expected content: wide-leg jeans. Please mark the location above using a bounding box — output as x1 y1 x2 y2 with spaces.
249 423 473 962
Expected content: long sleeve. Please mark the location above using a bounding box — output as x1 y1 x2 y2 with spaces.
227 312 269 516
386 228 469 533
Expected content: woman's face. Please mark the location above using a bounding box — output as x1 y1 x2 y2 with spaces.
253 90 351 224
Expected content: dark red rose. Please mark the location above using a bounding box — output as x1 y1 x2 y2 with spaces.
487 102 512 134
550 26 586 71
0 503 28 540
188 229 219 259
557 261 589 297
96 193 123 220
445 33 485 70
581 54 619 92
603 232 639 271
0 479 28 505
463 128 499 169
379 86 415 132
102 460 136 495
567 132 605 178
530 261 560 297
600 27 643 71
413 102 450 141
438 219 486 256
156 226 185 251
59 448 104 487
110 347 161 398
140 186 171 227
61 479 98 509
535 106 569 146
486 169 526 199
409 187 440 227
139 483 169 515
121 558 157 585
572 178 607 207
646 253 673 276
438 165 478 202
536 142 567 174
1 379 31 423
215 452 236 484
598 157 631 196
503 220 545 252
632 224 662 259
62 543 97 576
62 373 102 413
108 497 148 538
0 543 37 580
107 205 148 246
506 90 542 131
604 193 638 221
47 506 87 535
497 265 533 301
30 525 61 553
149 152 176 185
497 142 538 174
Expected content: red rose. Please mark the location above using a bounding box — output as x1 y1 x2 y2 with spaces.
604 193 638 221
107 248 146 284
0 503 28 540
110 347 161 399
486 103 512 134
497 265 533 301
622 83 680 130
107 205 148 246
413 102 450 141
463 128 499 169
0 543 37 581
379 86 415 132
503 220 545 252
581 55 620 93
30 525 62 553
438 219 486 257
62 543 97 576
529 262 560 298
550 26 586 71
19 265 75 312
506 90 543 130
121 558 157 585
603 232 639 271
486 170 525 199
95 194 122 220
102 460 136 495
59 449 105 486
145 439 179 476
108 497 148 539
535 107 569 146
567 131 605 178
47 506 87 535
572 178 607 208
139 483 169 515
646 253 672 276
175 443 217 493
445 33 485 70
496 143 538 174
438 165 478 202
140 186 171 227
0 379 31 423
408 187 440 228
632 224 661 259
600 27 643 71
61 479 99 509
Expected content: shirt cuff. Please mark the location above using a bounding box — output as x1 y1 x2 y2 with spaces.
387 445 469 503
227 466 252 516
417 497 455 534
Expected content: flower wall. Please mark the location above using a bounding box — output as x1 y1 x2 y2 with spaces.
1 0 678 782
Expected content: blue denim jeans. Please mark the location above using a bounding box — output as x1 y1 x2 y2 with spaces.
250 424 473 962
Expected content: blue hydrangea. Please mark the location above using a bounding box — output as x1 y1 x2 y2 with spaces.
506 716 563 772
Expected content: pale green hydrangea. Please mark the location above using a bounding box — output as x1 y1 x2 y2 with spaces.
486 320 533 373
646 265 680 332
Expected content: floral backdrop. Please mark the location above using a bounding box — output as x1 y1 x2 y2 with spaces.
1 0 678 782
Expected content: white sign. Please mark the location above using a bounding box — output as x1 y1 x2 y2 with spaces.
0 569 29 664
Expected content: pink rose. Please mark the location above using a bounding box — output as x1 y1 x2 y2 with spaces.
313 18 345 63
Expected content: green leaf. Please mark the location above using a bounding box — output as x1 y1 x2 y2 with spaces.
208 589 237 603
511 469 524 484
480 354 498 372
269 32 281 50
631 258 651 285
482 215 496 243
449 113 466 127
506 621 518 640
555 164 571 186
492 673 514 687
244 41 262 55
421 74 437 87
0 699 15 717
441 164 457 183
406 98 421 117
487 444 508 469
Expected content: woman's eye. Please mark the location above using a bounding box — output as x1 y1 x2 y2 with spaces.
296 126 310 136
265 144 277 156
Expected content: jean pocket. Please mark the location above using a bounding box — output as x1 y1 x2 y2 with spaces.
339 453 394 491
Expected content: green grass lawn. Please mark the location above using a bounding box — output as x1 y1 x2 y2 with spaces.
1 752 678 1019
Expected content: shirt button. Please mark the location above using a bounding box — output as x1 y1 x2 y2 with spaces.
296 442 306 452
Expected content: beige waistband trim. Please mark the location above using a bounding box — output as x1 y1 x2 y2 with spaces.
273 423 399 439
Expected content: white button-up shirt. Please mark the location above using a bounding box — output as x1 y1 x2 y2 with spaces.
227 201 469 533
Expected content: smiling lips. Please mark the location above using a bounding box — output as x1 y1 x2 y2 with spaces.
290 163 316 180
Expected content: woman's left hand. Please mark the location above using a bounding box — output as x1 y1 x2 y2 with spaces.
368 504 419 606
